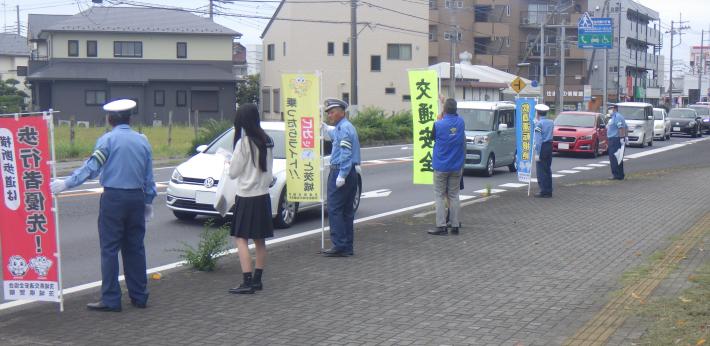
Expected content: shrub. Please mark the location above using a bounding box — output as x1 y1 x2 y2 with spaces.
188 119 233 155
351 107 412 144
173 219 230 272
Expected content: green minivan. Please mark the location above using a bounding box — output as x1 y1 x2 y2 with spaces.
459 101 517 176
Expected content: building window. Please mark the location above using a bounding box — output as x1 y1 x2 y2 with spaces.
283 42 286 56
443 31 462 41
342 92 350 105
86 40 97 57
475 6 492 22
177 42 187 59
429 25 438 41
429 0 437 10
327 42 335 56
267 44 275 61
403 94 411 102
85 90 106 106
343 42 350 56
113 41 143 58
385 87 396 94
261 89 271 112
154 90 165 106
273 89 281 113
176 90 187 107
387 44 412 60
68 40 79 57
371 55 381 72
445 0 463 8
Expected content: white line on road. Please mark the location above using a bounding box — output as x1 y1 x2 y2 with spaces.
599 160 610 164
499 183 528 188
625 143 689 159
557 170 580 174
587 163 607 167
551 174 565 178
573 166 595 171
473 188 506 194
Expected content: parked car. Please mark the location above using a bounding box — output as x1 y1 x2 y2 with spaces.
668 108 703 138
552 112 608 157
688 104 710 134
459 101 517 176
166 121 363 228
652 108 671 140
615 102 654 147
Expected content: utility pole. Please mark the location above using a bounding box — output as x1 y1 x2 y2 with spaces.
616 1 621 102
667 15 690 107
209 0 214 20
699 29 706 101
540 22 545 103
449 26 457 98
15 4 19 35
558 24 566 112
350 0 358 112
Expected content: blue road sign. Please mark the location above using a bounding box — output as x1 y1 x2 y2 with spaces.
531 80 538 87
578 12 613 49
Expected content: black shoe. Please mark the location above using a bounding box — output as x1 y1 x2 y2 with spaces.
450 227 459 235
251 282 263 291
427 227 448 235
228 283 255 294
86 301 121 312
322 248 349 257
130 300 147 309
534 193 551 198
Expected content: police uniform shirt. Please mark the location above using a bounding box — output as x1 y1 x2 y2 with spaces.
607 111 627 138
64 124 157 204
534 116 554 154
330 117 361 178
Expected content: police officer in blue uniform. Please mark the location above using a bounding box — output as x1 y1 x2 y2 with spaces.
51 99 157 312
534 104 554 198
606 104 628 180
321 98 361 257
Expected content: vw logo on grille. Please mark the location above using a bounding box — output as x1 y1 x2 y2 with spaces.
204 177 215 188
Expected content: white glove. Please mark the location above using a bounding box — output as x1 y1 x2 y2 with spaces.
321 122 334 141
50 179 67 194
623 137 629 145
145 204 154 223
335 176 345 188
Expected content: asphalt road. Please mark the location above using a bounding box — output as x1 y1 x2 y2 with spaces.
2 134 709 303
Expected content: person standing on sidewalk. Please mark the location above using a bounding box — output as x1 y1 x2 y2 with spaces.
534 104 554 198
606 104 628 180
50 99 156 312
228 104 275 294
428 98 465 236
322 98 361 257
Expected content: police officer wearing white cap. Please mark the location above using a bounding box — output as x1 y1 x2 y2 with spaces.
321 98 360 257
534 104 554 197
50 99 157 311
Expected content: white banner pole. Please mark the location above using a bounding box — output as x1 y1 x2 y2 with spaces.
317 70 325 252
46 109 64 312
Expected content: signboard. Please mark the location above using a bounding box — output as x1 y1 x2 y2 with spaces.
578 13 613 49
510 76 527 94
515 98 536 183
282 73 322 202
634 86 646 99
408 70 439 185
1 115 61 302
583 84 592 102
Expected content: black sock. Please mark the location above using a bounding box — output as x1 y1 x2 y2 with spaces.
253 268 263 284
242 272 253 285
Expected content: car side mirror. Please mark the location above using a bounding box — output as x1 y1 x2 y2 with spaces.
196 145 208 153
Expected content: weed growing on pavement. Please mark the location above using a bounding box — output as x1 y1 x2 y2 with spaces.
173 219 230 272
484 184 492 196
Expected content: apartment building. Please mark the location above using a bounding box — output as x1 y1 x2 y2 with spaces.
27 7 240 124
261 0 428 119
429 0 590 111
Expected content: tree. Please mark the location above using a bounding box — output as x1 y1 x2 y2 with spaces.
0 78 28 114
236 73 260 107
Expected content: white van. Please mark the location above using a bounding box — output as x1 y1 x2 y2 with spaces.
615 102 654 147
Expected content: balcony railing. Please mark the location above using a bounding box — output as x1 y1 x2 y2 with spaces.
520 11 580 26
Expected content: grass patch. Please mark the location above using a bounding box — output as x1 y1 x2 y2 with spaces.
619 250 669 287
172 219 230 272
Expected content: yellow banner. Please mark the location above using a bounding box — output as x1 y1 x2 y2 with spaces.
408 70 439 185
282 73 321 202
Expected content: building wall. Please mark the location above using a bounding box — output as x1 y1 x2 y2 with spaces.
261 0 428 119
0 55 30 95
246 44 263 76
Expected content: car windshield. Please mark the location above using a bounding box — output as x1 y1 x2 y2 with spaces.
689 106 710 116
205 128 286 159
616 106 647 120
653 110 664 120
459 108 495 131
669 109 698 119
554 113 595 127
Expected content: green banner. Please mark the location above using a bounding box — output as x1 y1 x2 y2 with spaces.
408 70 439 185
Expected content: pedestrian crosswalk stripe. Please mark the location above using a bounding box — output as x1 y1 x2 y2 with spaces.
557 170 579 174
473 188 506 194
587 163 607 167
573 166 595 170
551 174 565 178
499 183 528 188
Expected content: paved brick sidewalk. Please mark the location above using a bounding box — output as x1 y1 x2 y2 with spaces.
2 165 709 346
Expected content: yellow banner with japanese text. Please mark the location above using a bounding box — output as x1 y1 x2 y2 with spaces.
408 70 439 185
282 73 321 202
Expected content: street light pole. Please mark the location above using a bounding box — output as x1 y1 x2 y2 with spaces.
540 22 545 103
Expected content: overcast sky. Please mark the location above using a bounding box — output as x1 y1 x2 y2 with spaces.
2 0 708 69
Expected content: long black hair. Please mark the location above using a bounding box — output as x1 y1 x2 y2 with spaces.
233 103 272 172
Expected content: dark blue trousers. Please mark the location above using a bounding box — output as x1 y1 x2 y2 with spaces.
536 142 553 196
608 137 625 179
327 167 357 253
98 188 148 308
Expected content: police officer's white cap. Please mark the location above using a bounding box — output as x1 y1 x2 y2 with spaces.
324 98 348 112
535 104 550 112
103 99 136 113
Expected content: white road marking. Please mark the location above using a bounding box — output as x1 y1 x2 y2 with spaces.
360 189 392 199
473 188 506 194
587 163 607 167
573 166 595 170
557 170 580 174
599 160 610 164
499 183 528 188
625 143 688 159
364 160 387 165
551 174 565 178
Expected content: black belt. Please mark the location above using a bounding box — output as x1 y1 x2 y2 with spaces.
104 187 142 192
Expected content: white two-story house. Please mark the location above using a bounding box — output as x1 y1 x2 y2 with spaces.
0 33 30 99
27 7 240 124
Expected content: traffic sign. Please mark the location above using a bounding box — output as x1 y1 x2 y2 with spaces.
531 80 538 87
578 12 613 49
510 76 527 94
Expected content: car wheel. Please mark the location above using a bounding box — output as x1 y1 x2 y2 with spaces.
173 211 196 221
483 154 495 177
698 126 703 137
508 152 517 172
274 187 297 229
638 134 645 148
648 135 653 146
353 177 362 212
591 140 599 158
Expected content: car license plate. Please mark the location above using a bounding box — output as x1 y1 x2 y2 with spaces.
195 191 216 205
466 154 480 160
673 127 681 132
558 143 570 150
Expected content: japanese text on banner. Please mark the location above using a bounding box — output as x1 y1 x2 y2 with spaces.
282 73 321 202
408 70 438 185
1 116 60 302
515 98 537 183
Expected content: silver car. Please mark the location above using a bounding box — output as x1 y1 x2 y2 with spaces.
652 108 671 140
166 121 362 228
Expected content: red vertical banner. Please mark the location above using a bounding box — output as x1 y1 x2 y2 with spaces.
1 115 60 302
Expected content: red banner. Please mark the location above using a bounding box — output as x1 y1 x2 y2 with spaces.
1 115 60 302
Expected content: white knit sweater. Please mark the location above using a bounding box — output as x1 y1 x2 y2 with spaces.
229 136 273 197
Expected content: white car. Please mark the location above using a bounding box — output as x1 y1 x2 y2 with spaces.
166 121 362 228
652 108 671 140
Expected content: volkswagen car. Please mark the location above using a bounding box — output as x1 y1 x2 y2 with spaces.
166 122 362 228
669 108 703 138
552 112 608 157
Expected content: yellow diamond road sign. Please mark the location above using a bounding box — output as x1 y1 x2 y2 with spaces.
510 76 526 94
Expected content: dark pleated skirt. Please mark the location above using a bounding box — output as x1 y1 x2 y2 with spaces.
230 194 274 239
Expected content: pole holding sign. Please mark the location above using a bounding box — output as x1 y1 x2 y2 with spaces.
408 70 439 185
515 98 537 185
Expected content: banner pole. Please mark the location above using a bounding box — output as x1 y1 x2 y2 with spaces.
528 100 537 197
46 109 64 312
317 70 325 252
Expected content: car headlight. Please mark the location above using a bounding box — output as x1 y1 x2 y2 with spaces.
269 176 277 188
171 169 184 184
472 135 490 145
579 135 593 140
703 118 710 122
688 121 697 127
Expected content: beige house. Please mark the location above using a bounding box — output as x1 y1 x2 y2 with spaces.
260 0 428 119
0 33 30 98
